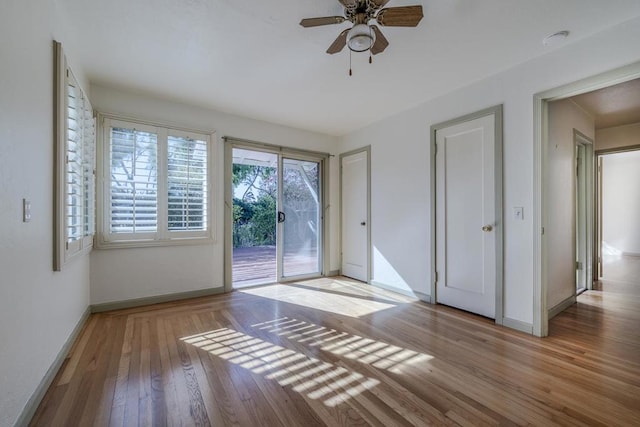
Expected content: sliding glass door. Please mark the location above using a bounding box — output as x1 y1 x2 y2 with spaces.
229 146 323 288
280 157 321 279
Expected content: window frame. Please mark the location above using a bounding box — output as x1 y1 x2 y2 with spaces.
96 114 215 249
54 41 96 271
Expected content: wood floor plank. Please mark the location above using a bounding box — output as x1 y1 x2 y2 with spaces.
30 275 640 426
164 318 211 426
156 317 183 427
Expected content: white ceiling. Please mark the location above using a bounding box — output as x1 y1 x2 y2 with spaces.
57 0 640 136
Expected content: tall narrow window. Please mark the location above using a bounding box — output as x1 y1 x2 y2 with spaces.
99 117 213 247
54 41 96 270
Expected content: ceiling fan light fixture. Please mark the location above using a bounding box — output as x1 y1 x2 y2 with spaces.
347 23 375 52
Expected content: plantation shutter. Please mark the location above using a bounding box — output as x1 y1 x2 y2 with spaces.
109 125 159 235
65 71 84 251
99 116 212 246
167 134 208 232
54 41 96 270
83 96 96 241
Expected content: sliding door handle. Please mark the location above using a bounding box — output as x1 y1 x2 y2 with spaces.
278 211 286 223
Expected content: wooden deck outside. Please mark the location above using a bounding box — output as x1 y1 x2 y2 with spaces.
233 246 319 287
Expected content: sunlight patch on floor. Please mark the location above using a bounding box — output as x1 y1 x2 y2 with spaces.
181 328 380 407
239 283 399 317
253 317 434 374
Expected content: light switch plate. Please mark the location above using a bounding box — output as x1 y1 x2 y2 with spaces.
513 207 524 220
23 199 31 222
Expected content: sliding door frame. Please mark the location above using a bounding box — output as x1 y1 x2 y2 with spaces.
223 137 330 291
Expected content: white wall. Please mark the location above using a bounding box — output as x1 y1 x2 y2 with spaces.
602 150 640 255
89 84 340 305
340 17 640 327
546 100 594 309
596 121 640 150
0 1 92 426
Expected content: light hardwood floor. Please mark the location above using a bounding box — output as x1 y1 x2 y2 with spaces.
31 276 640 426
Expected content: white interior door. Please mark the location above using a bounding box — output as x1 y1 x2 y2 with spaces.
341 149 369 282
436 114 497 318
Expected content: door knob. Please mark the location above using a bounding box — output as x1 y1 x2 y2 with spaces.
360 221 366 226
482 225 493 232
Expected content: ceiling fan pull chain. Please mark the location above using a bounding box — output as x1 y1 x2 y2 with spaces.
369 26 373 64
349 49 353 76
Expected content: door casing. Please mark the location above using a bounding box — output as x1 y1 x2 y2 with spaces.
574 130 594 295
533 60 640 337
594 144 640 280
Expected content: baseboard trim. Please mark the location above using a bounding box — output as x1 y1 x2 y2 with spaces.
413 291 432 303
548 295 577 320
502 317 534 334
14 306 91 427
327 270 340 277
91 287 225 313
370 280 430 302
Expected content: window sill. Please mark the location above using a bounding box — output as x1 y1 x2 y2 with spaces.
95 235 214 250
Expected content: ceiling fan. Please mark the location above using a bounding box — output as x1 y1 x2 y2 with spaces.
300 0 424 56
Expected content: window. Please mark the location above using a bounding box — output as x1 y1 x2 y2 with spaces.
98 117 213 247
54 41 96 270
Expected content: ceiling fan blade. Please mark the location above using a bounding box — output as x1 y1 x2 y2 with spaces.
300 16 346 28
370 0 391 8
326 29 349 54
370 26 389 55
376 5 424 27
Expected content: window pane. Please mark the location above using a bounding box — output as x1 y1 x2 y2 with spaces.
167 135 207 231
109 127 158 233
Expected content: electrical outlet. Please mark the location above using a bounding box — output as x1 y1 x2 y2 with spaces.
23 199 31 222
513 207 524 220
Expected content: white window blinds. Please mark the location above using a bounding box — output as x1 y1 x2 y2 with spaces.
109 127 158 235
167 135 208 232
83 98 96 238
54 41 96 270
99 117 213 246
66 74 84 247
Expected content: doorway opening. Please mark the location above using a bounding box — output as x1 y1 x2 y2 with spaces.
534 65 640 336
597 148 640 283
231 148 278 287
225 139 326 290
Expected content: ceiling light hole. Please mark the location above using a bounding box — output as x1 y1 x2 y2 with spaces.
543 30 570 47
